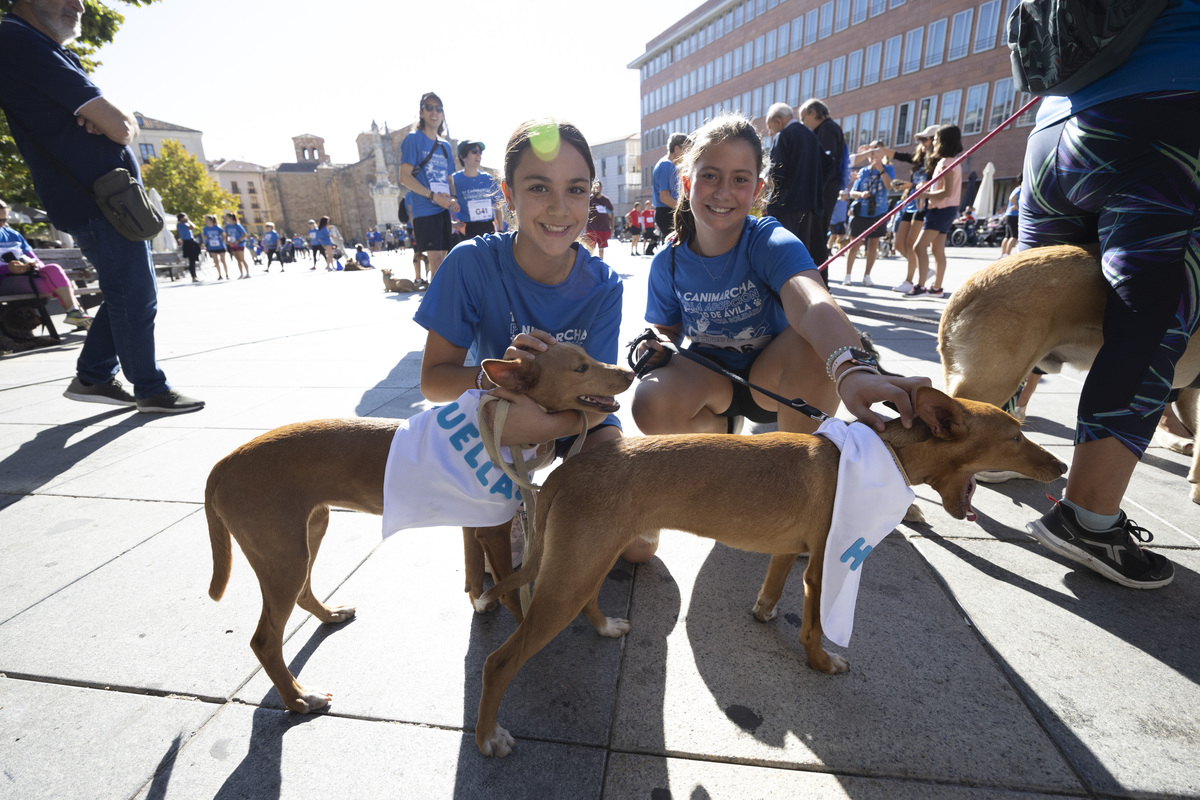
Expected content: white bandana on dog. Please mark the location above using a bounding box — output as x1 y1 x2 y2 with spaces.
381 390 539 536
814 418 915 647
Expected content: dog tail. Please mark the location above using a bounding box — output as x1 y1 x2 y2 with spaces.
205 460 233 602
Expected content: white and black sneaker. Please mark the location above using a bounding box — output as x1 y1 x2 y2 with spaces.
63 377 136 407
136 389 205 415
1027 501 1174 589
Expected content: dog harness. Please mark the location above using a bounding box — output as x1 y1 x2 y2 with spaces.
815 418 915 647
381 390 541 536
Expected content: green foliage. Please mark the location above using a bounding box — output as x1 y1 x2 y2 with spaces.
141 139 236 223
0 0 162 210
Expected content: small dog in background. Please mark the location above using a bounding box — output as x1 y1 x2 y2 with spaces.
381 269 418 293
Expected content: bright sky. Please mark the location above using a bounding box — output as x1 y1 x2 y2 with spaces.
89 0 686 169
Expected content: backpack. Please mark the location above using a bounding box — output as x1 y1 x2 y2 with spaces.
1007 0 1169 96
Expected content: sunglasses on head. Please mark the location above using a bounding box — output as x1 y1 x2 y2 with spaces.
423 103 443 113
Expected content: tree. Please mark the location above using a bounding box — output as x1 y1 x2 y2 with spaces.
141 139 237 223
0 0 162 209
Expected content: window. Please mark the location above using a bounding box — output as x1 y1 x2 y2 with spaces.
864 41 882 85
801 68 815 100
716 15 724 37
883 35 902 80
743 91 753 114
925 18 946 68
776 77 787 103
870 0 886 15
745 0 755 21
248 182 257 194
791 16 803 50
788 73 800 106
852 0 867 24
903 27 923 74
724 51 733 81
707 60 714 87
876 105 895 146
231 180 240 194
805 9 819 44
735 4 744 26
859 109 875 147
895 101 914 146
916 95 937 132
847 49 863 91
778 23 789 57
726 9 734 31
734 47 743 76
763 82 774 111
1016 92 1041 126
708 22 715 43
989 77 1014 129
940 89 962 125
139 143 155 162
963 82 989 134
816 62 830 98
949 9 973 60
974 0 1001 53
835 0 850 32
890 0 905 7
842 115 857 150
744 41 754 71
755 34 765 68
819 2 834 38
830 56 846 95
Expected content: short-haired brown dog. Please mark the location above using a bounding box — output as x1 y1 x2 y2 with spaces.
205 342 633 714
471 387 1066 756
939 243 1200 499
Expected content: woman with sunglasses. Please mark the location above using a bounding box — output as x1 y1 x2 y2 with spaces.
399 92 460 281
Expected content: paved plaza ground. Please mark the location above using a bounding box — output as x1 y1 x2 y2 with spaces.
1 243 1197 799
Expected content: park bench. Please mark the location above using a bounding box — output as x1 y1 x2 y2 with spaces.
152 251 187 281
0 248 102 341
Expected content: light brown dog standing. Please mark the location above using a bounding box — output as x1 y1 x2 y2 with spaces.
205 343 633 714
471 387 1066 756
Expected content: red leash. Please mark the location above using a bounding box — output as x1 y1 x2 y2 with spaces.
819 94 1042 271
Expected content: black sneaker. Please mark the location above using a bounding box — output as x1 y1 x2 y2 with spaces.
63 376 136 407
136 389 205 415
1026 502 1174 589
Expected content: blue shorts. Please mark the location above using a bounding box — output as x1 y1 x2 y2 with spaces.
1020 91 1200 457
922 206 957 234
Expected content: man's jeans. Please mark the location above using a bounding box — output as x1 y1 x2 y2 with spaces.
64 216 168 398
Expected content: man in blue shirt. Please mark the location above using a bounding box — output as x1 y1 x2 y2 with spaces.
651 132 689 238
0 0 202 413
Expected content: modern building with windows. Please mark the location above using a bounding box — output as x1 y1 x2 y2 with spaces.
628 0 1034 216
591 133 643 224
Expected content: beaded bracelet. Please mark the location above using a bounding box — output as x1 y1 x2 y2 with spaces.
834 365 880 397
475 368 486 390
824 344 856 382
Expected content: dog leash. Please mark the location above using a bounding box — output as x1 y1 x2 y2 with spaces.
476 394 589 614
626 328 830 422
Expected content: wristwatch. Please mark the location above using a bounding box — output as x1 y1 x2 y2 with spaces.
826 346 878 381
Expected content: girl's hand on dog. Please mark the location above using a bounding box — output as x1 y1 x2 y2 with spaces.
486 385 582 446
838 371 932 432
505 329 556 361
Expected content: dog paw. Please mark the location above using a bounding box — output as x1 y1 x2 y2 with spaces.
477 724 515 758
752 603 778 623
902 503 926 525
323 605 356 624
472 595 498 613
597 617 631 638
291 687 332 713
817 653 851 674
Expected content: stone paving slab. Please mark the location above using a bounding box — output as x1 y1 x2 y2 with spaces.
0 509 379 700
607 534 1081 794
912 541 1200 798
604 752 1085 799
235 526 636 749
131 702 607 800
0 678 217 800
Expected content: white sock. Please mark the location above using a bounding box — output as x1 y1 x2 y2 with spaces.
1062 498 1120 532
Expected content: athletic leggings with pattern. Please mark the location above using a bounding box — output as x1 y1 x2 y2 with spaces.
1019 91 1200 458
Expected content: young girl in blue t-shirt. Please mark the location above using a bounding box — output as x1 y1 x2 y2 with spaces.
201 215 229 280
632 113 928 437
415 118 654 564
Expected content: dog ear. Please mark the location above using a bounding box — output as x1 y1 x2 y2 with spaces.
913 386 968 440
482 358 538 393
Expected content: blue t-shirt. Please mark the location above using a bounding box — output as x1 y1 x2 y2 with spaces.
175 223 194 241
401 130 455 220
1005 186 1021 217
414 232 623 425
262 230 280 247
224 223 246 246
201 225 225 250
849 166 895 218
452 170 502 224
1035 0 1200 130
0 14 141 230
645 216 817 372
903 165 928 214
652 156 679 208
0 224 34 261
315 227 332 246
355 250 371 267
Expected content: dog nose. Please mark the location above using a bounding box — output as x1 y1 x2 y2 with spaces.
1055 459 1068 475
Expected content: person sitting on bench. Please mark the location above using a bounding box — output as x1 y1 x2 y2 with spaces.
0 200 91 329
